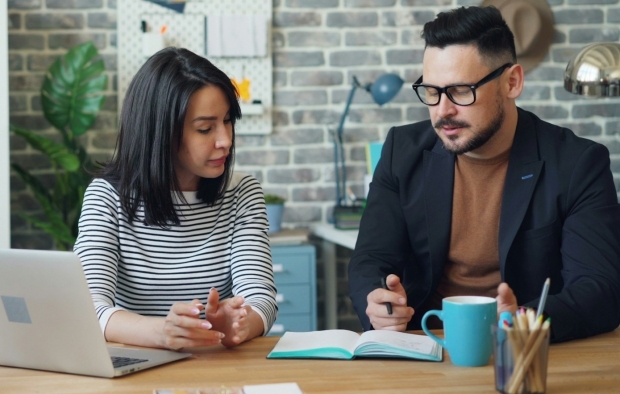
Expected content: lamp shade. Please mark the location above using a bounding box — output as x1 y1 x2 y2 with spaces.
369 73 404 105
564 42 620 97
332 73 403 212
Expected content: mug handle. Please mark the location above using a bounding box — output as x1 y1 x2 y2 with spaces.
421 309 445 349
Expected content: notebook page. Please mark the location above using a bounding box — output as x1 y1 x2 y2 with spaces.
356 330 437 355
271 330 361 354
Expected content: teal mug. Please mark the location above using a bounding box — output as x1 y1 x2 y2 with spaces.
421 296 497 367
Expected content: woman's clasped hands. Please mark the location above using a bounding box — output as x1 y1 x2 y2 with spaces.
162 287 252 350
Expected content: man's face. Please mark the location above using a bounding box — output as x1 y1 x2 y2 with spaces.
422 45 507 156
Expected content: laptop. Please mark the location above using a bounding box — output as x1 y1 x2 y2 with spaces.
0 248 192 378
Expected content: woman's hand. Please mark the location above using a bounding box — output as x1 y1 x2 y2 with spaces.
204 288 260 348
161 298 225 350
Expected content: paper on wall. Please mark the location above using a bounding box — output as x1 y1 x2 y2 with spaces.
207 14 267 57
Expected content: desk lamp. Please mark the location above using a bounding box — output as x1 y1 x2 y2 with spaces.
332 73 403 225
564 42 620 97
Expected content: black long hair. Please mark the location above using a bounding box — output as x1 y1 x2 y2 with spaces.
422 6 517 67
98 47 241 227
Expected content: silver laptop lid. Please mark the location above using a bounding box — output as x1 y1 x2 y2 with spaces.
0 248 190 378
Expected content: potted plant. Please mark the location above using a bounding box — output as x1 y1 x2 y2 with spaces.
264 194 286 234
10 41 107 250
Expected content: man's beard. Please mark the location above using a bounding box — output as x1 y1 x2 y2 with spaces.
434 97 505 155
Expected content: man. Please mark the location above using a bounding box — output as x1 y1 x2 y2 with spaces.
348 6 620 343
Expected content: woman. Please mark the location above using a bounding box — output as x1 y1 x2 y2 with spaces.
74 47 277 350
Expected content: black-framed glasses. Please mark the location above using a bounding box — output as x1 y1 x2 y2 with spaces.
412 63 513 106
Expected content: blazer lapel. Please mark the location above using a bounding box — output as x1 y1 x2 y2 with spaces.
499 109 544 274
423 140 455 284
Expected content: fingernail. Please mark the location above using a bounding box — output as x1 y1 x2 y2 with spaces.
191 308 200 315
202 322 212 329
398 297 406 305
195 303 204 309
219 333 226 338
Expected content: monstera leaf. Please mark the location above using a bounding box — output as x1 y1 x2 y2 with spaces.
11 164 76 249
41 41 107 138
10 125 80 172
9 41 106 250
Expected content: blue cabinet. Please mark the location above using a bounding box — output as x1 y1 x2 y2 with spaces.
268 244 316 335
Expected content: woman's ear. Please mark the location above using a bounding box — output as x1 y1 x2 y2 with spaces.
505 63 525 99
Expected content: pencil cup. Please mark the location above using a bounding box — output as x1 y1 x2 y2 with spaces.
493 325 550 394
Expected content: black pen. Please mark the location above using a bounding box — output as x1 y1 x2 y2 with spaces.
380 277 393 315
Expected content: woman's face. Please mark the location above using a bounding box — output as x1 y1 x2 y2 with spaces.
174 85 233 191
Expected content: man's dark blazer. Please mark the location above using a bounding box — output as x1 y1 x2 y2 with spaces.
348 108 620 343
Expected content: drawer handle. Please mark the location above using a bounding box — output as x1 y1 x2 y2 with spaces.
270 324 285 333
275 294 284 303
273 264 284 273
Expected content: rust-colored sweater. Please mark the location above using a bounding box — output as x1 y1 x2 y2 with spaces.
425 148 510 325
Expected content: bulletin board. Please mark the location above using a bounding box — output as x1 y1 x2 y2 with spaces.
117 0 273 135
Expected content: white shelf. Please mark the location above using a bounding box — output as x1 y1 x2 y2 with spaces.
311 224 358 250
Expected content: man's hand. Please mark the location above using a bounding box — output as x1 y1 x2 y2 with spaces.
204 288 253 348
365 274 414 331
496 282 518 315
161 299 225 350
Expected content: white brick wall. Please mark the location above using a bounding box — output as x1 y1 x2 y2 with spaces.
8 0 620 248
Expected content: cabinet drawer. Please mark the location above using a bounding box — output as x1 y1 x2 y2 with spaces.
276 284 310 314
267 315 312 336
272 250 312 284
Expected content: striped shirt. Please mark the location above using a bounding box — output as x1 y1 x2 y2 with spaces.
74 173 277 335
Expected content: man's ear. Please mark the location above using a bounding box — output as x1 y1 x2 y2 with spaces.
505 63 525 99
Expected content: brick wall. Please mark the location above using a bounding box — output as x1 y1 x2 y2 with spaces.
8 0 118 249
7 0 620 329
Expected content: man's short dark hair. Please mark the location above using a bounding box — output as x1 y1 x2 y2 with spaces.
422 6 517 66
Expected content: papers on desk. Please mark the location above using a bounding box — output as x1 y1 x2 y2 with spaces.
244 383 303 394
154 388 243 394
154 382 302 394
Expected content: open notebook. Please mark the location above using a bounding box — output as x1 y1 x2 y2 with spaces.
267 329 442 361
0 248 191 378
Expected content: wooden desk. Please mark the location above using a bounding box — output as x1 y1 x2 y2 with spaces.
3 329 619 393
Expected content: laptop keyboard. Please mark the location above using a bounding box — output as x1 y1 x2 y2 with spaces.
111 356 148 368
